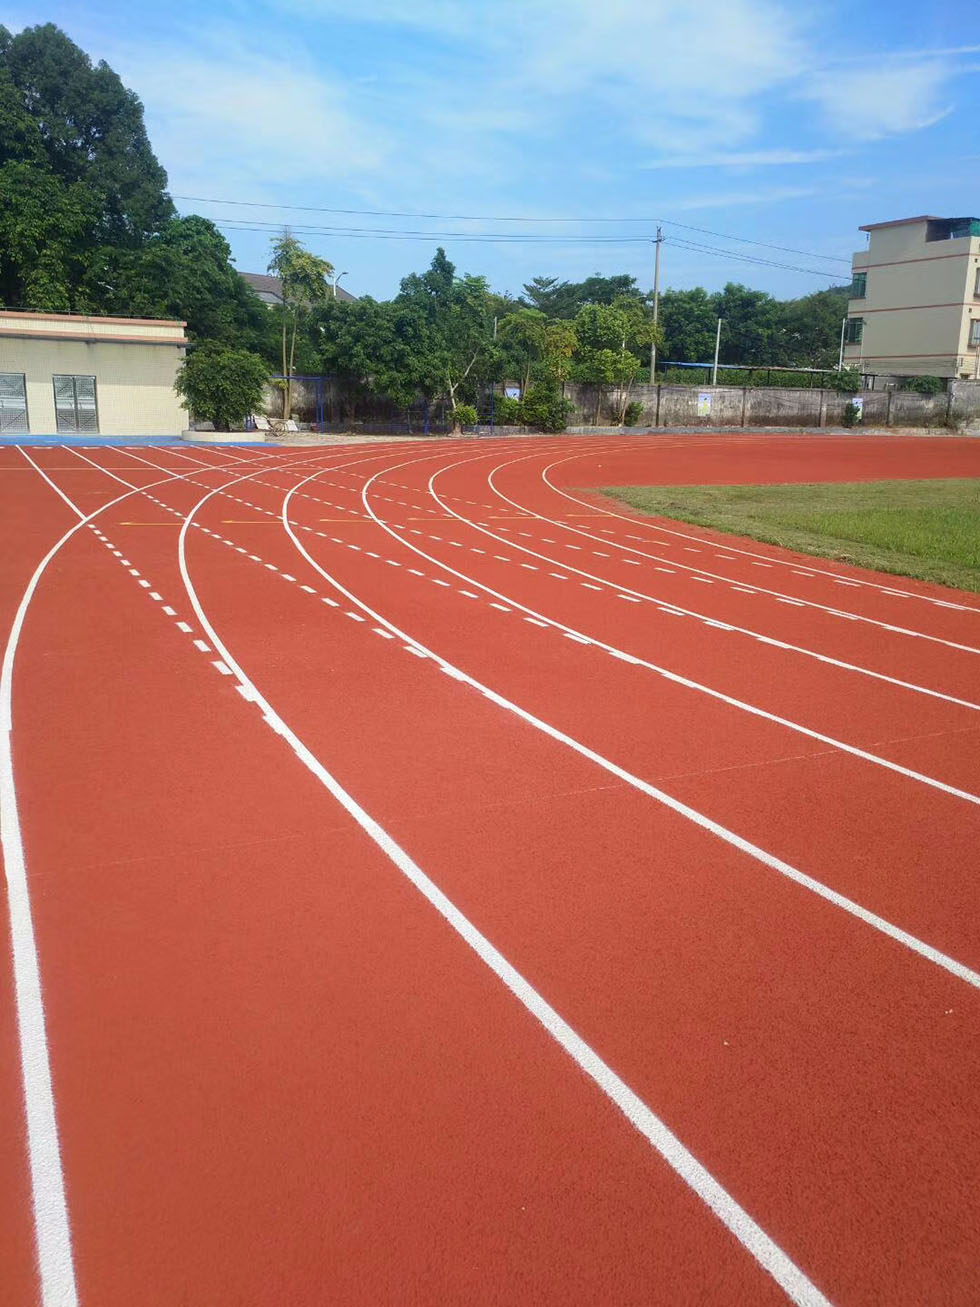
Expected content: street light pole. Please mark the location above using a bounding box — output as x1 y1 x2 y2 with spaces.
331 271 348 299
650 226 663 383
837 316 847 371
712 317 723 385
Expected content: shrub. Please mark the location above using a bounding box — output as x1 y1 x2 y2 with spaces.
519 381 573 432
902 375 946 395
453 402 478 429
827 368 862 394
841 400 861 427
622 400 644 426
174 344 270 431
489 394 521 424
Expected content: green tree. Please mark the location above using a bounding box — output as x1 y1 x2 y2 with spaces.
658 287 718 364
572 298 659 423
521 272 645 319
497 307 549 393
779 285 850 369
395 249 498 431
712 283 781 367
81 215 268 343
174 344 270 432
268 230 333 418
0 24 173 310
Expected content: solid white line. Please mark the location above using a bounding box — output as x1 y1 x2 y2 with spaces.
425 454 980 714
19 449 85 519
344 457 980 814
175 473 830 1307
537 445 980 619
283 464 980 993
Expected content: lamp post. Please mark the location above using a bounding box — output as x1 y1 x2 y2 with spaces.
331 271 348 299
837 316 847 371
711 318 723 385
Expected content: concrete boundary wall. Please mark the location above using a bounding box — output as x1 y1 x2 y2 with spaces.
563 380 980 431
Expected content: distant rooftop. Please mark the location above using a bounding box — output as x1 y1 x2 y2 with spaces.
859 215 980 242
240 271 356 304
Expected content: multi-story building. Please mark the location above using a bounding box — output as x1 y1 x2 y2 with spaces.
844 215 980 379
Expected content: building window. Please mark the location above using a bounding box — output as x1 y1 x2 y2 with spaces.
844 318 864 345
970 320 980 348
0 373 29 433
850 271 867 298
974 268 980 297
53 375 99 433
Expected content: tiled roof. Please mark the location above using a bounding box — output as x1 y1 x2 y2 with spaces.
240 272 356 303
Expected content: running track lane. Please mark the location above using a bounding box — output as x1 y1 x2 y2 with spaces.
75 446 980 1302
7 439 980 1307
7 452 802 1305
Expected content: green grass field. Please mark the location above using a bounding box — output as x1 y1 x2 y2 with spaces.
604 478 980 593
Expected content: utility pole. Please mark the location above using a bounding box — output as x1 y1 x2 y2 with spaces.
712 317 723 385
837 316 847 371
650 226 663 383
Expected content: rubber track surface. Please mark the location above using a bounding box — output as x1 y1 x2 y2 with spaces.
3 432 980 1306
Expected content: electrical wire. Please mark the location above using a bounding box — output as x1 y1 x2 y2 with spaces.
175 193 850 266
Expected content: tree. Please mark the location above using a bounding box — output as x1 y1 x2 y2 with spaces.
268 229 333 419
395 249 498 431
174 344 270 432
521 272 645 320
711 283 781 367
0 24 173 310
658 287 718 364
779 285 850 369
497 308 549 393
81 215 268 344
571 298 659 423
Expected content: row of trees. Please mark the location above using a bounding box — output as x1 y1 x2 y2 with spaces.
3 23 856 432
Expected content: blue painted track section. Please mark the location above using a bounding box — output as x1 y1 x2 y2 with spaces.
0 435 268 448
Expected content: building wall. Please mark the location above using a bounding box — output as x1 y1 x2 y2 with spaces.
0 312 188 435
844 225 980 377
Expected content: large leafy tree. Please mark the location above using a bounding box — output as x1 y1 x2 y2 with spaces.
0 23 174 309
394 249 498 430
81 215 268 343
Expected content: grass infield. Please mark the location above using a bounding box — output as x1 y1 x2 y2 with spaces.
603 478 980 594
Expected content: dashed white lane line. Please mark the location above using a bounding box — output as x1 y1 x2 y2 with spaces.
490 602 511 612
149 592 163 602
212 660 233 676
192 638 211 653
346 611 366 622
176 621 193 633
162 606 176 616
373 627 394 639
524 617 549 627
322 597 339 607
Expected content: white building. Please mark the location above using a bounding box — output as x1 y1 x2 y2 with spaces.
0 311 188 436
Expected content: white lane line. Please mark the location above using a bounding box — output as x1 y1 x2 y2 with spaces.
193 638 211 653
179 480 831 1307
137 579 151 589
490 602 511 612
162 606 177 616
176 621 193 633
212 660 233 675
321 597 339 607
300 584 316 594
346 611 366 622
524 617 549 627
358 455 980 815
373 627 395 639
583 583 602 591
149 592 163 602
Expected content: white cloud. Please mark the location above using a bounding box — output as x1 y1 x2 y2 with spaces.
106 33 390 196
644 148 845 169
803 62 953 140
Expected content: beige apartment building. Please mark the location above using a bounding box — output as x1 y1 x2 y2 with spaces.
0 311 188 436
844 216 980 379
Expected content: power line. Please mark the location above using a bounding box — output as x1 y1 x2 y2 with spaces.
176 193 851 266
212 218 842 281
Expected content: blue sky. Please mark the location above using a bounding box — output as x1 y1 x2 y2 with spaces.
7 1 980 301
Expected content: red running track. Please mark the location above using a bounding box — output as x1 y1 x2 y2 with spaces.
2 432 980 1306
